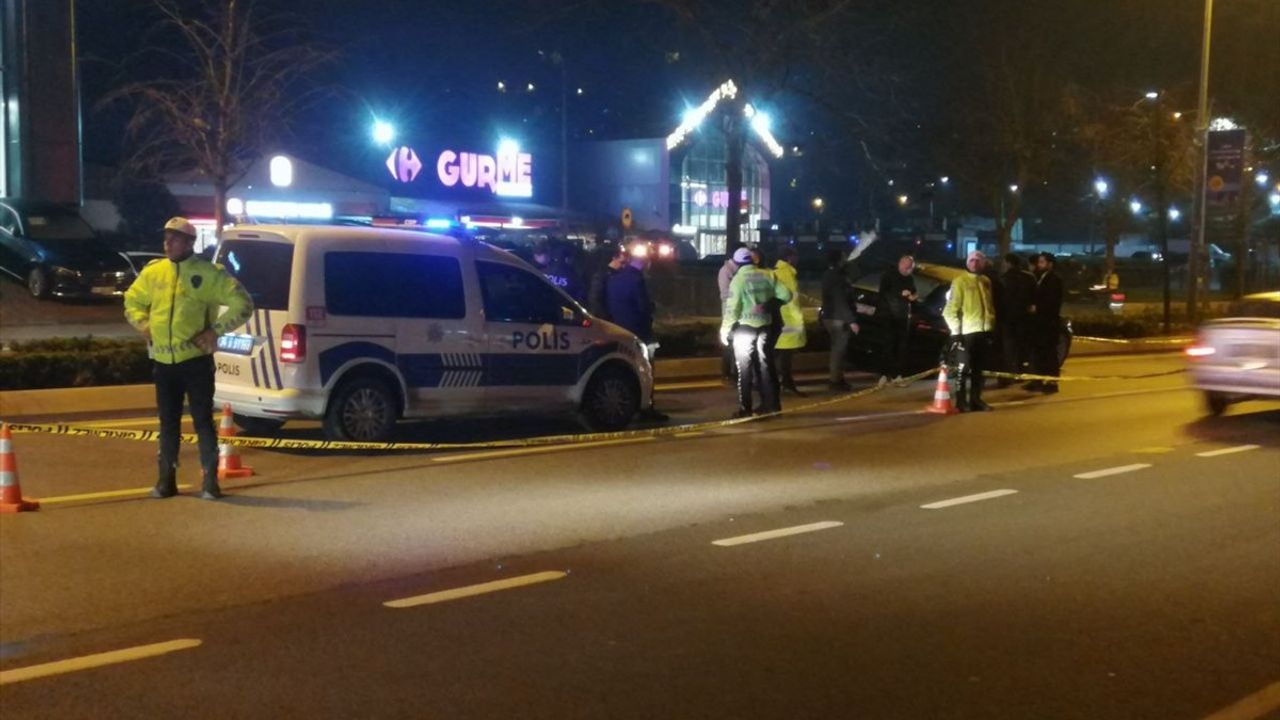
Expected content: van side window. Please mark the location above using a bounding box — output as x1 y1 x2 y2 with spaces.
324 252 466 319
477 261 572 324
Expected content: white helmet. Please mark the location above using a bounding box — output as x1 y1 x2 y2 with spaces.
163 217 197 238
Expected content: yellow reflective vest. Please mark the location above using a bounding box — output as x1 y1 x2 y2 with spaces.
942 271 995 335
772 260 807 350
124 255 254 364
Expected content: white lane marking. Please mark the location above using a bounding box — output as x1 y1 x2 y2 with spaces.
1195 444 1261 458
430 437 655 464
920 489 1019 510
1202 680 1280 720
711 521 844 547
0 639 202 686
1073 463 1152 479
384 571 567 608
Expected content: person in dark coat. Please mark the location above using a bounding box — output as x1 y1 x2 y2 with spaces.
876 253 918 386
587 243 626 320
997 253 1036 385
820 248 860 391
606 251 668 421
1029 251 1064 393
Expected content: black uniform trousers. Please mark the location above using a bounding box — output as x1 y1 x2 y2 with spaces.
732 324 779 415
881 315 911 378
955 332 991 409
154 355 220 490
1033 318 1062 383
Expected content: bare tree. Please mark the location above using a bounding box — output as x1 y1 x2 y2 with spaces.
99 0 334 238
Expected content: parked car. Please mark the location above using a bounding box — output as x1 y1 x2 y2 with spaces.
1185 290 1280 415
844 262 1072 373
0 199 135 299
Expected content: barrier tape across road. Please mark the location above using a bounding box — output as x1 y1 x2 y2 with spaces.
3 364 1185 452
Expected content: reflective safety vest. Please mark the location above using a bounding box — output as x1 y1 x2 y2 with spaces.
124 255 254 364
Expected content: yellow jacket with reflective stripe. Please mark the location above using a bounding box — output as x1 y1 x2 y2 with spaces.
942 271 995 335
772 260 807 350
123 255 254 364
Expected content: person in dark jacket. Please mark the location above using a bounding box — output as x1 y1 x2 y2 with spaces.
1029 252 1064 393
821 248 860 391
606 251 668 421
587 243 626 319
997 253 1036 385
876 253 918 386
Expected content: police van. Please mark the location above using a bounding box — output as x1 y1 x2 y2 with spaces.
211 225 653 441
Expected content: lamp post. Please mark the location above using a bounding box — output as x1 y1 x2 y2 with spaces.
1190 0 1215 320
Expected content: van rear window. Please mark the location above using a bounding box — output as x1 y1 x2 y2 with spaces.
216 240 294 310
324 251 466 319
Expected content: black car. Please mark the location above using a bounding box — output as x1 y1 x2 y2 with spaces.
845 262 1072 373
0 199 135 299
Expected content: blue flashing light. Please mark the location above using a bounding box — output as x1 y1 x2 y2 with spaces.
424 218 454 230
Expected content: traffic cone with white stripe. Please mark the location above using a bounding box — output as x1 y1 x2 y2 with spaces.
0 423 39 513
216 405 254 480
925 367 959 415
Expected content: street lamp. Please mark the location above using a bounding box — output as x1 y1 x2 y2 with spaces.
1256 172 1271 187
1130 199 1144 215
939 176 950 185
1094 178 1110 198
812 197 825 211
372 120 395 146
1169 206 1182 222
1009 184 1020 194
897 194 909 207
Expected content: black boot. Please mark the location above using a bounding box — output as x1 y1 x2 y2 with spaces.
200 462 223 500
151 458 178 499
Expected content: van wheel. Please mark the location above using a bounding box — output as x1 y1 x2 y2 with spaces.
28 268 49 299
233 413 285 436
1204 391 1230 416
325 377 397 441
581 367 639 432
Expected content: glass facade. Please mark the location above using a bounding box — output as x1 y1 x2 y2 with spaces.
674 132 771 257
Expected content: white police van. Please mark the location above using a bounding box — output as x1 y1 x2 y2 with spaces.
211 225 653 441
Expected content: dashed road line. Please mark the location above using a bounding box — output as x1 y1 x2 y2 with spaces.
384 571 567 608
1195 444 1261 458
0 639 202 686
711 521 844 547
1202 680 1280 720
1073 463 1152 479
920 489 1019 510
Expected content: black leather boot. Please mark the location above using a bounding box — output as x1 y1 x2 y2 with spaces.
151 458 178 499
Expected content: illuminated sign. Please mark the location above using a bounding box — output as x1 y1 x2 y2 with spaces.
226 198 334 220
692 189 747 209
386 147 424 183
437 142 532 198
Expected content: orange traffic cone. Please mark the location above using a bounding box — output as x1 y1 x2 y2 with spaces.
0 423 40 513
925 367 959 415
216 405 254 481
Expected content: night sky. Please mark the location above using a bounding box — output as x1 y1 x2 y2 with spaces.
77 0 1278 226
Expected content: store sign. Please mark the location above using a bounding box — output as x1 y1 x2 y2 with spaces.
437 147 533 198
692 189 747 210
1204 129 1247 244
386 147 423 183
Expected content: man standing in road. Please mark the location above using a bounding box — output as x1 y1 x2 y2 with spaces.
820 248 859 391
1029 252 1064 394
997 253 1036 386
721 247 792 417
718 252 741 383
606 248 669 422
876 253 918 387
587 242 626 320
943 250 996 412
124 217 254 499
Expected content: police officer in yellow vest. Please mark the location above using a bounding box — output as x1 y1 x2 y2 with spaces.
772 245 807 396
942 250 996 412
721 247 793 418
124 218 254 499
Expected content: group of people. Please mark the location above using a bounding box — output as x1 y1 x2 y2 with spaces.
943 250 1065 412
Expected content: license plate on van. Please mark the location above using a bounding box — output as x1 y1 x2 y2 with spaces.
217 333 255 356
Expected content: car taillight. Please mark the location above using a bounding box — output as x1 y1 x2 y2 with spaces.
1110 293 1126 302
1185 344 1215 358
280 324 306 363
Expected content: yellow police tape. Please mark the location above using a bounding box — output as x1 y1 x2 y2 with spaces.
1074 335 1192 345
2 363 1185 452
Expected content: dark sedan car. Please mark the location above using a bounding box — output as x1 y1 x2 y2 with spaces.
844 262 1072 373
0 199 135 299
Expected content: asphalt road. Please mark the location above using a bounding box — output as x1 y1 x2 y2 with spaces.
1 353 1277 719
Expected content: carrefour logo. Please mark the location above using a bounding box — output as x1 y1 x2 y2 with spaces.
386 140 533 198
